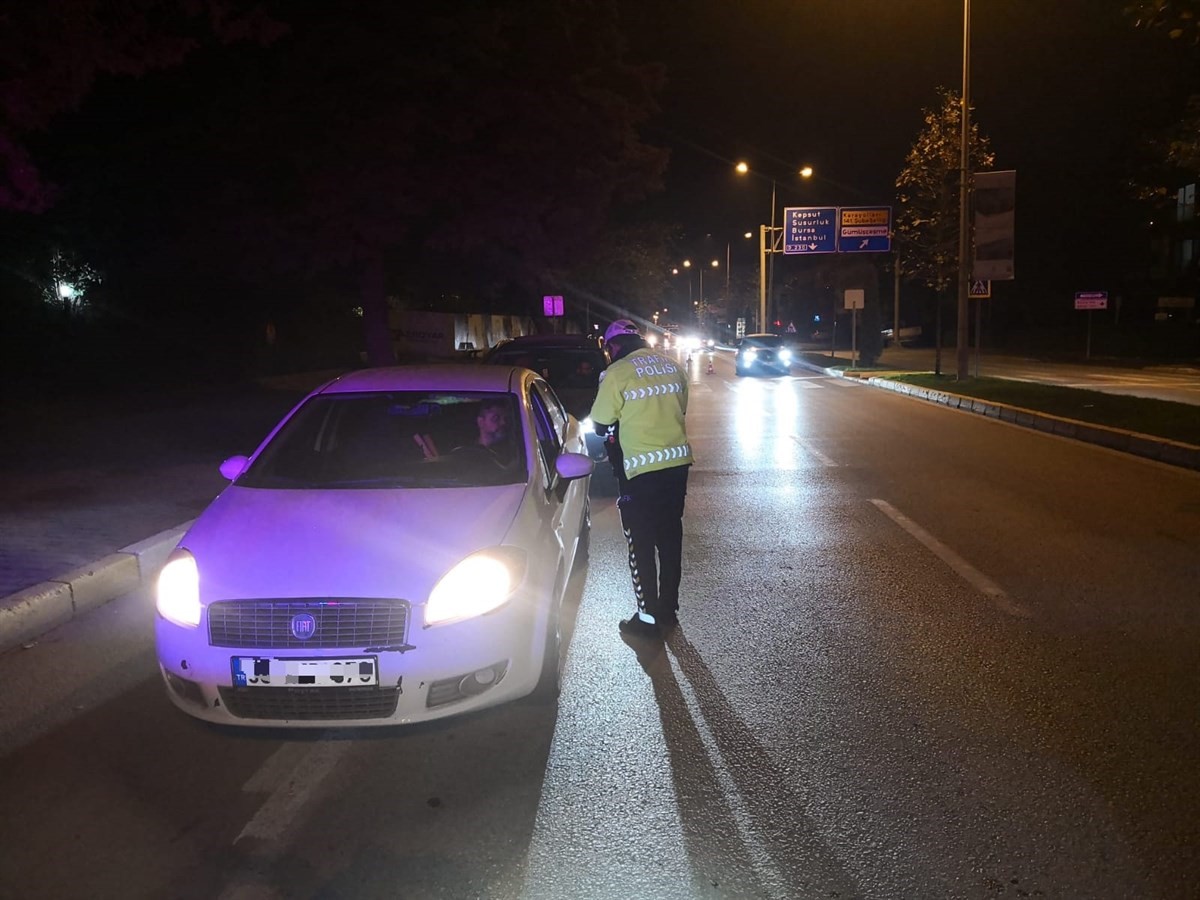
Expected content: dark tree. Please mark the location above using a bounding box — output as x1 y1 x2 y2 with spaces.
0 0 282 211
189 1 669 364
1125 0 1200 43
556 219 679 330
894 87 995 296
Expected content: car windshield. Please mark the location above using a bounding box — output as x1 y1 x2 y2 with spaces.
237 391 527 489
747 335 784 348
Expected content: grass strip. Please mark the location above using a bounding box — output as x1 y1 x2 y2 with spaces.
797 355 1200 447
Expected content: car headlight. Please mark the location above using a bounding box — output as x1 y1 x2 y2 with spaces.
744 348 758 362
778 348 793 363
156 549 202 628
426 548 527 627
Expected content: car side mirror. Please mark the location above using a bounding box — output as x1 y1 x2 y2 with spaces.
555 452 594 481
219 455 250 481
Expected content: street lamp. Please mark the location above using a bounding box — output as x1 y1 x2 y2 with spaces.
955 0 972 380
724 231 753 302
735 162 813 332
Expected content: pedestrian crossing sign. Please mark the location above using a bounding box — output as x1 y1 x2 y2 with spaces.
969 279 992 298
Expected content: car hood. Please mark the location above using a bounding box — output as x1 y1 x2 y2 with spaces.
180 483 528 603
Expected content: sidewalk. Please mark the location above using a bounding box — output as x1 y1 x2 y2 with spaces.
0 371 340 654
817 344 1200 386
794 347 1200 470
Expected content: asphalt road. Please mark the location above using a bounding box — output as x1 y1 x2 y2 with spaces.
1 353 1197 899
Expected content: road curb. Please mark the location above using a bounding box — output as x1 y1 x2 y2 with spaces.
0 520 192 656
849 371 1200 472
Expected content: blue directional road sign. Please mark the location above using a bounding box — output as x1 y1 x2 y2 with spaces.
837 206 892 253
783 207 837 255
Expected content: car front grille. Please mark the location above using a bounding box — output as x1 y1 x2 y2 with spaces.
208 598 410 649
218 685 400 721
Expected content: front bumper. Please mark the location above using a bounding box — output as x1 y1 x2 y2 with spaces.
155 596 549 728
739 356 791 374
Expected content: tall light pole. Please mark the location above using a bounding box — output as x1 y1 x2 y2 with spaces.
956 0 972 379
737 162 812 333
725 231 752 296
698 258 718 327
676 259 710 326
674 262 693 309
767 178 778 331
677 259 718 327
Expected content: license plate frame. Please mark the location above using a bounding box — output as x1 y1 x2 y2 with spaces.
231 656 378 687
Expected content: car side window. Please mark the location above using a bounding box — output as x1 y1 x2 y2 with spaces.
534 381 568 440
528 384 563 486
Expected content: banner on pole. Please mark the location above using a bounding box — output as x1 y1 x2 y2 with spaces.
973 170 1016 281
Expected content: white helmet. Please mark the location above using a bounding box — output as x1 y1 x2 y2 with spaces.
604 319 640 344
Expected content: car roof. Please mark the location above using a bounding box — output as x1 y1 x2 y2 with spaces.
314 364 527 396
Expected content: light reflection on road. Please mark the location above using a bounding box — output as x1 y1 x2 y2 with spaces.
731 377 804 471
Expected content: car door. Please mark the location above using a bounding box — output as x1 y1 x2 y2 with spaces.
528 381 585 579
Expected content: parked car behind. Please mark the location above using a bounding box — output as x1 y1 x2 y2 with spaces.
482 333 611 463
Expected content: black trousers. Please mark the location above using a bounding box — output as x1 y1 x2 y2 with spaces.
617 464 690 619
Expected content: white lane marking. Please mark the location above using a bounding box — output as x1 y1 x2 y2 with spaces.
234 739 348 845
667 652 792 900
241 742 311 793
218 739 350 900
791 436 838 466
869 499 1031 618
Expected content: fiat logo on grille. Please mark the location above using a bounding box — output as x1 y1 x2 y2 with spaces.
290 613 317 640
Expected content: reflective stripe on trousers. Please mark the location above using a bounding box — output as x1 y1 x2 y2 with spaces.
616 465 689 618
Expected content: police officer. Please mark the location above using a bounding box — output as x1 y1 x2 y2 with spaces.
590 319 693 639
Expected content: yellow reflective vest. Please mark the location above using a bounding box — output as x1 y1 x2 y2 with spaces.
589 348 693 478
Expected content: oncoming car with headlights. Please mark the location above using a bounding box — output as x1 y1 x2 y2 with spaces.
155 365 593 727
735 333 794 376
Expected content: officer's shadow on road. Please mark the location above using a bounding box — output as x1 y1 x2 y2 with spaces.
626 629 860 898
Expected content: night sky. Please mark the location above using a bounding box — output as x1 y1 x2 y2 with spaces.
8 0 1200 355
616 0 1196 299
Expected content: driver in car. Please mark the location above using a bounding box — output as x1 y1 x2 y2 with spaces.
453 398 517 468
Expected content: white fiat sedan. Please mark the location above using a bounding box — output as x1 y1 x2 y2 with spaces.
155 364 593 727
